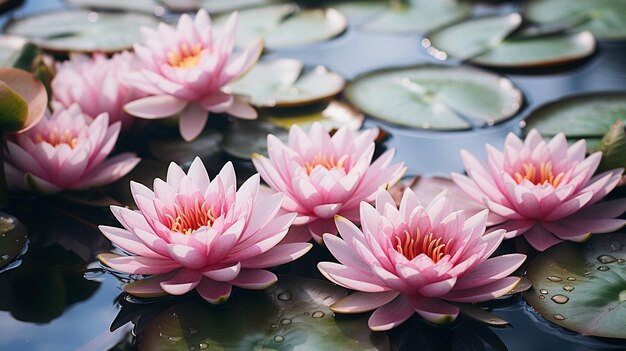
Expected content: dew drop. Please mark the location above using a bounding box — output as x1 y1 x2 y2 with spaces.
539 295 545 299
547 276 562 282
170 312 178 319
597 266 610 271
280 318 292 325
567 276 576 281
539 289 549 294
199 343 208 349
312 311 325 318
169 336 183 343
277 292 292 301
618 259 625 264
585 263 595 267
270 324 279 329
563 285 575 292
551 294 569 304
274 335 285 343
553 314 566 320
597 255 618 264
619 290 626 302
0 254 8 260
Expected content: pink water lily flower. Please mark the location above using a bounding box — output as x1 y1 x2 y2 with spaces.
98 158 312 303
4 104 139 194
452 130 626 251
52 52 147 130
318 189 525 330
252 123 406 244
124 9 263 141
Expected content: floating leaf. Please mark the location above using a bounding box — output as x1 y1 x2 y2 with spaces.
458 305 509 326
4 10 159 53
0 212 27 271
0 67 47 133
526 0 626 40
137 276 388 350
424 14 596 68
214 4 347 49
227 59 345 107
344 64 523 130
595 120 626 172
66 0 163 14
162 0 286 13
0 35 28 67
523 93 626 146
524 234 626 339
223 101 363 159
361 0 471 34
149 129 223 168
332 1 388 21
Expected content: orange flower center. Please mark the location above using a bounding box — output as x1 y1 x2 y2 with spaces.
164 198 217 235
514 161 565 187
35 127 78 148
393 229 453 263
304 153 348 175
168 43 205 69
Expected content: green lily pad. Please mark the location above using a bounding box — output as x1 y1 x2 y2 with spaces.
361 0 471 34
214 4 347 49
161 0 286 13
424 14 596 68
0 212 27 271
223 101 363 159
332 1 388 21
0 67 47 133
344 64 523 130
423 13 522 60
228 59 345 107
65 0 163 15
523 93 626 141
149 130 223 168
138 276 388 350
524 234 626 339
4 10 159 54
595 120 626 172
0 35 28 67
525 0 626 40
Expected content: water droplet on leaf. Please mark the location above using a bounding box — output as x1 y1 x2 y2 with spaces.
567 276 576 281
551 294 569 304
312 311 325 318
274 335 285 343
280 318 292 325
597 255 618 264
553 314 566 320
277 292 292 301
597 266 610 271
563 285 575 292
539 289 549 294
547 276 562 282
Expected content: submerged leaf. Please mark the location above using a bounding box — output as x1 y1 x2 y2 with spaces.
524 234 626 339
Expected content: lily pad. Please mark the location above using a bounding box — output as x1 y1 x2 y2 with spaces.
223 101 363 159
214 4 347 49
524 234 626 339
595 121 626 172
4 10 159 54
65 0 163 15
344 64 523 130
332 1 388 21
161 0 285 13
0 67 47 133
424 14 596 68
525 0 626 40
227 59 345 107
361 0 471 34
149 130 223 169
138 276 388 350
523 93 626 141
0 35 27 67
0 213 27 271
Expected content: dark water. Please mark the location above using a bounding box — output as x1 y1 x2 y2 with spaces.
1 0 626 350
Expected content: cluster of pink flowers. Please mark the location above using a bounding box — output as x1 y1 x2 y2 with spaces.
7 8 624 333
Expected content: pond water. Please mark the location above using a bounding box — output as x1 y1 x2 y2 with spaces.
1 0 626 350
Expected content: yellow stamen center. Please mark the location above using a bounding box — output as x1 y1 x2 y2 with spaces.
167 43 205 69
514 161 565 187
164 198 217 235
304 153 347 175
36 127 78 148
393 228 453 262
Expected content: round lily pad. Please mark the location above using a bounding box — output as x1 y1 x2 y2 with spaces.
227 58 345 107
523 93 626 138
361 0 471 34
344 64 523 130
0 35 27 67
525 0 626 40
161 0 285 13
65 0 164 15
138 276 388 350
524 234 626 339
214 4 347 50
223 101 363 159
424 14 596 68
4 10 159 54
0 213 27 271
148 130 223 168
